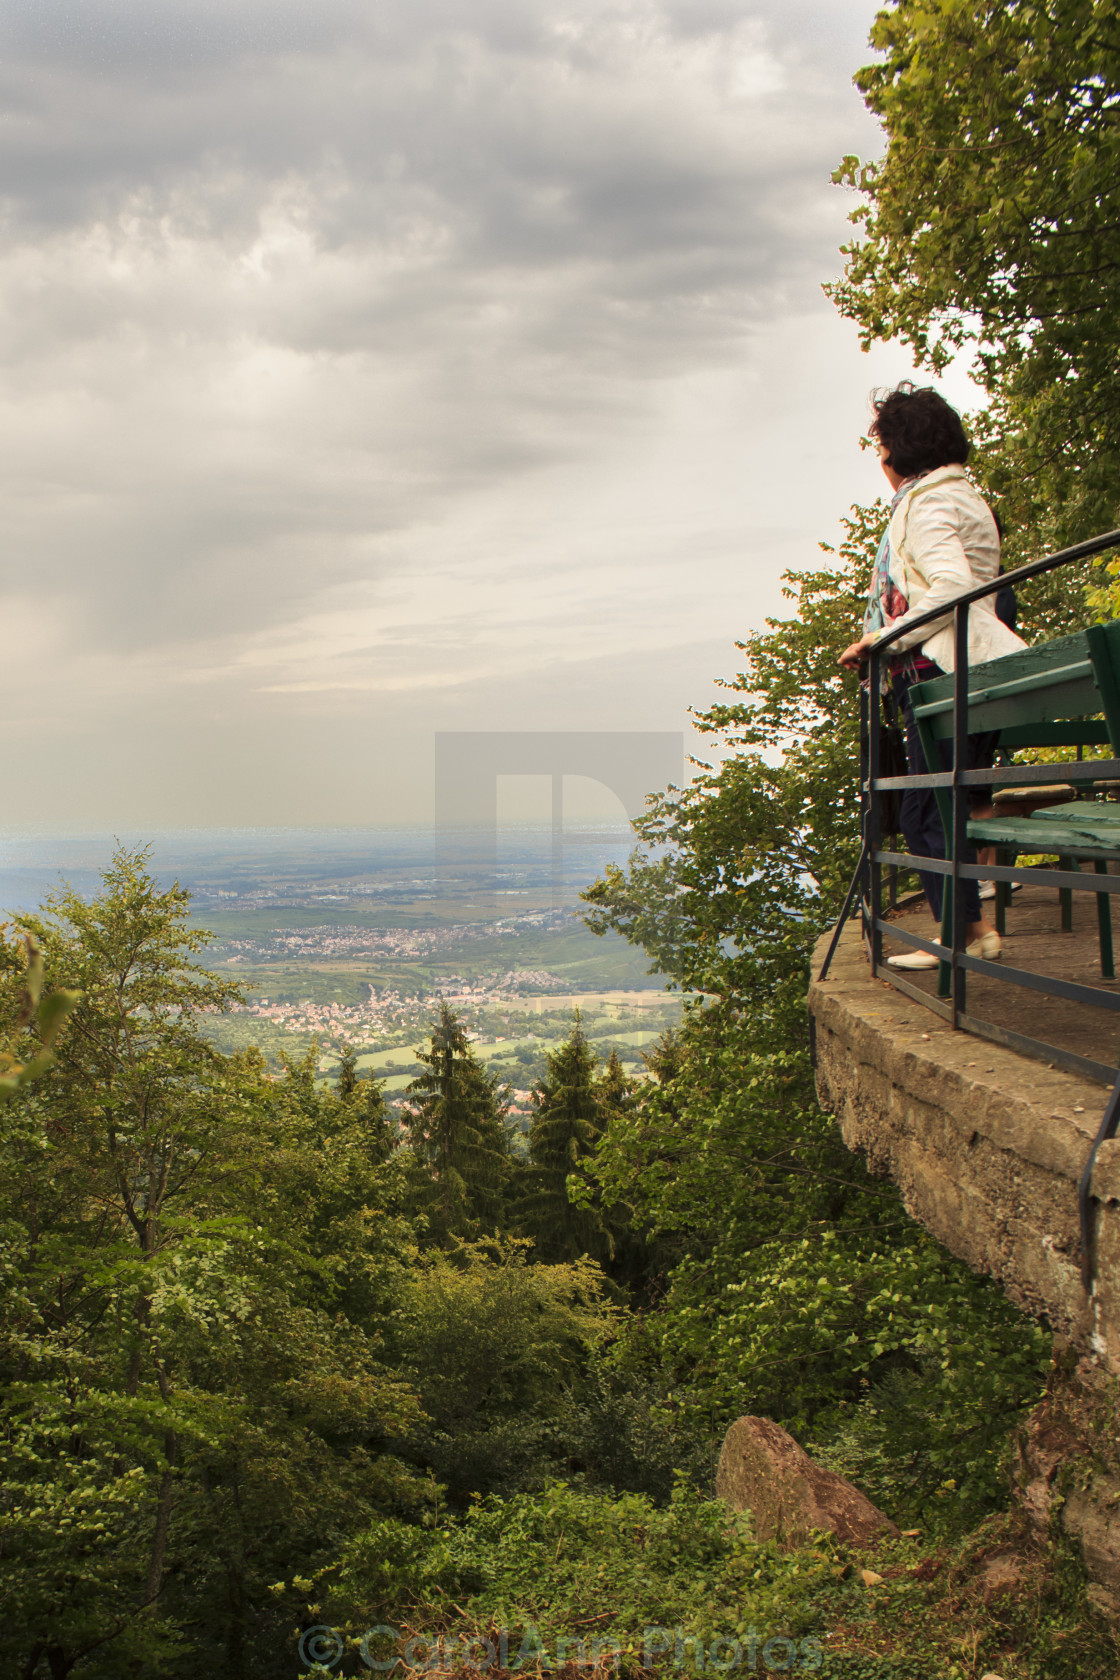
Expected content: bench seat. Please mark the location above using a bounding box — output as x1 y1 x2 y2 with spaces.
966 800 1120 976
905 623 1120 988
1024 800 1120 826
969 810 1120 855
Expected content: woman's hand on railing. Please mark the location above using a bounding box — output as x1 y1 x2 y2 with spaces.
839 634 876 671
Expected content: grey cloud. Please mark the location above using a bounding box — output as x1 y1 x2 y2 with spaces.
0 0 892 823
1 0 360 74
0 1 863 254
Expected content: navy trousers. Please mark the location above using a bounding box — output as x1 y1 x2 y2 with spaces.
892 671 997 926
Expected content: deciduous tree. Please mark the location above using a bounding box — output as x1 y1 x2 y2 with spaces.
830 0 1120 552
0 851 425 1677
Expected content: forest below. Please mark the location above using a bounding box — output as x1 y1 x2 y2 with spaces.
6 2 1120 1677
3 511 1111 1677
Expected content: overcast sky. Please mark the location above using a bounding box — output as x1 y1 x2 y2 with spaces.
0 0 965 829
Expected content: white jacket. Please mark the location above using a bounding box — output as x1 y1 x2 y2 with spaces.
872 464 1027 673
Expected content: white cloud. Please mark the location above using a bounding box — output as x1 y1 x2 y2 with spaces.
0 0 934 825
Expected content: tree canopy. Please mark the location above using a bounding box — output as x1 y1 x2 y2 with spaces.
830 0 1120 551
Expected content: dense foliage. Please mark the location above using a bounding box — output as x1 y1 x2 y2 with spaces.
0 855 683 1677
315 1481 1114 1680
0 860 617 1675
580 516 1051 1523
0 859 427 1675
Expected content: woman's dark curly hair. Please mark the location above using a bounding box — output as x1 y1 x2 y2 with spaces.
869 382 970 479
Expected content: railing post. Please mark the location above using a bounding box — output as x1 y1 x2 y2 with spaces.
867 651 883 973
949 601 971 1024
1096 859 1115 979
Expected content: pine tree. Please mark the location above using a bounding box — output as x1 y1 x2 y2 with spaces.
336 1043 359 1101
594 1044 669 1293
362 1072 396 1158
404 1001 511 1243
519 1013 612 1263
337 1045 395 1161
598 1047 637 1122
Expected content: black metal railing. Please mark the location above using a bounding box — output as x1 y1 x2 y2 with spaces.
818 525 1120 1287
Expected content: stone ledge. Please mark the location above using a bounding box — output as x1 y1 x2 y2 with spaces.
808 918 1119 1371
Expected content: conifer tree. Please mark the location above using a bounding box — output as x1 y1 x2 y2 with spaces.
598 1047 637 1122
336 1043 360 1101
404 1001 511 1243
356 1069 396 1162
337 1044 395 1161
519 1013 612 1264
641 1030 681 1088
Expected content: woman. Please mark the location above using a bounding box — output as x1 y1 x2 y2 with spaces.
838 383 1026 969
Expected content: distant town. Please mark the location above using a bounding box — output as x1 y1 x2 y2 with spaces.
170 836 682 1092
218 918 566 966
229 967 570 1041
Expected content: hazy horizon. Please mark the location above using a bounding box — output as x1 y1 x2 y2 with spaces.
0 818 642 915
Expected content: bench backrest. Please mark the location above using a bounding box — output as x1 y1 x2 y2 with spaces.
908 621 1120 752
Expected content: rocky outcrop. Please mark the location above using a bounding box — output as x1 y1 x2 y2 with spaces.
1014 1351 1120 1618
716 1416 900 1547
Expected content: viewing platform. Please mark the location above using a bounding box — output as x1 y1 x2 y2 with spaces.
813 527 1120 1346
808 528 1120 1609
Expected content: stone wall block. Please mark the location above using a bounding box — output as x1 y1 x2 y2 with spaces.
1014 1363 1120 1619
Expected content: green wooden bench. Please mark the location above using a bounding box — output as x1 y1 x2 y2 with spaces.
907 622 1120 981
969 802 1120 975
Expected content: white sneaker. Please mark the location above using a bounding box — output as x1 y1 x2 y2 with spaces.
979 882 1022 902
887 946 942 970
887 931 1002 968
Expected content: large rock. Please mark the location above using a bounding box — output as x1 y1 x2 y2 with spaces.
716 1416 900 1548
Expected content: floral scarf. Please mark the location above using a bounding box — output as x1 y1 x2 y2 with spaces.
862 475 919 642
861 475 925 688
